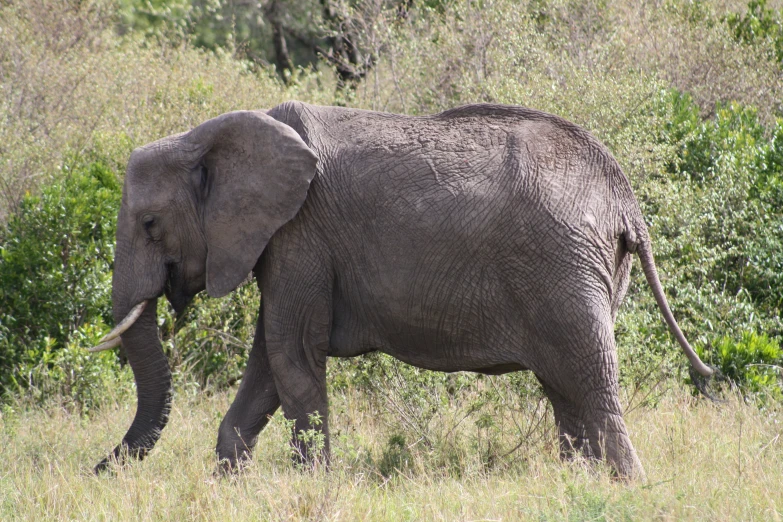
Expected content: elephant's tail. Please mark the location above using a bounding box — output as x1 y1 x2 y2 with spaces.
635 239 714 377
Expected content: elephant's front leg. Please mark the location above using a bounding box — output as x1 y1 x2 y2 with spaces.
264 277 332 467
216 302 281 471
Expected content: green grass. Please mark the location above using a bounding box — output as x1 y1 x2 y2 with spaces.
1 383 781 520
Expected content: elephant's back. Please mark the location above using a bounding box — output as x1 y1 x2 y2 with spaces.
327 104 624 232
275 100 635 247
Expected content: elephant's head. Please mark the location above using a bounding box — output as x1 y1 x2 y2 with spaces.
93 110 317 472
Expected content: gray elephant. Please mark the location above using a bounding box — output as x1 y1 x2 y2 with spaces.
90 101 713 479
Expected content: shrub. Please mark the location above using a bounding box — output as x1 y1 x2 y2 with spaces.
377 433 412 478
697 332 782 400
647 96 783 334
168 282 260 391
0 160 120 392
725 0 783 63
15 324 134 414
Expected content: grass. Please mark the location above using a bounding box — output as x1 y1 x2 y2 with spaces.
1 381 782 520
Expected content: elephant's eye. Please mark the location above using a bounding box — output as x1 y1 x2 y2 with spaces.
141 215 160 241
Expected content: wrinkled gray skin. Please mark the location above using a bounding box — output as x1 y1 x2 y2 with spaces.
100 101 712 479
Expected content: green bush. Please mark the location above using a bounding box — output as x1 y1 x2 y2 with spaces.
615 91 783 387
697 332 782 400
725 0 783 63
651 95 783 330
16 324 134 414
168 282 260 391
377 433 412 478
0 160 121 392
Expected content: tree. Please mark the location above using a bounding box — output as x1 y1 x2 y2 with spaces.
119 0 415 89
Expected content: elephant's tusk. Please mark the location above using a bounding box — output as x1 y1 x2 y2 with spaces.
97 300 148 344
88 336 122 353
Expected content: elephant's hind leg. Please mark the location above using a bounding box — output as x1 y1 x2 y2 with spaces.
538 380 589 459
580 387 644 480
536 305 644 480
216 304 281 471
544 367 643 479
573 347 644 479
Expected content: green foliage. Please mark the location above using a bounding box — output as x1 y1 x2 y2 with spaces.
293 412 327 465
652 95 783 326
616 90 783 388
116 0 382 82
117 0 285 63
168 282 260 390
725 0 783 63
0 160 121 392
15 324 134 414
117 0 194 42
697 332 782 399
377 433 412 478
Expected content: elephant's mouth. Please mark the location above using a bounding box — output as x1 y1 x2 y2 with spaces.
164 262 197 316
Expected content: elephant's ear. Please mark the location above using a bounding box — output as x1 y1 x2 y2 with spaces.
185 110 317 298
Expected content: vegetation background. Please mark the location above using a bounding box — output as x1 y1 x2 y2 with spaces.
1 0 782 519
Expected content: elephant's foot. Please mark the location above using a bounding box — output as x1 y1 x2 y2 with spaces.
214 453 251 477
542 377 645 480
583 416 646 481
93 441 151 475
94 455 118 475
602 430 646 481
215 429 257 476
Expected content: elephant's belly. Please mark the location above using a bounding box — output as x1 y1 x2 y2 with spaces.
384 351 529 374
379 341 530 373
328 259 544 369
327 291 535 373
329 327 529 374
471 362 528 375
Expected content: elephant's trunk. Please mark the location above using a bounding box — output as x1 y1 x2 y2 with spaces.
94 298 172 473
93 200 173 473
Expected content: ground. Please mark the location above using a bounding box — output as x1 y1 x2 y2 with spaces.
1 380 781 521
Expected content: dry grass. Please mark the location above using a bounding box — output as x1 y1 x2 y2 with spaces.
1 382 782 521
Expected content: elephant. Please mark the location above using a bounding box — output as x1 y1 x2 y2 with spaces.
90 101 713 479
